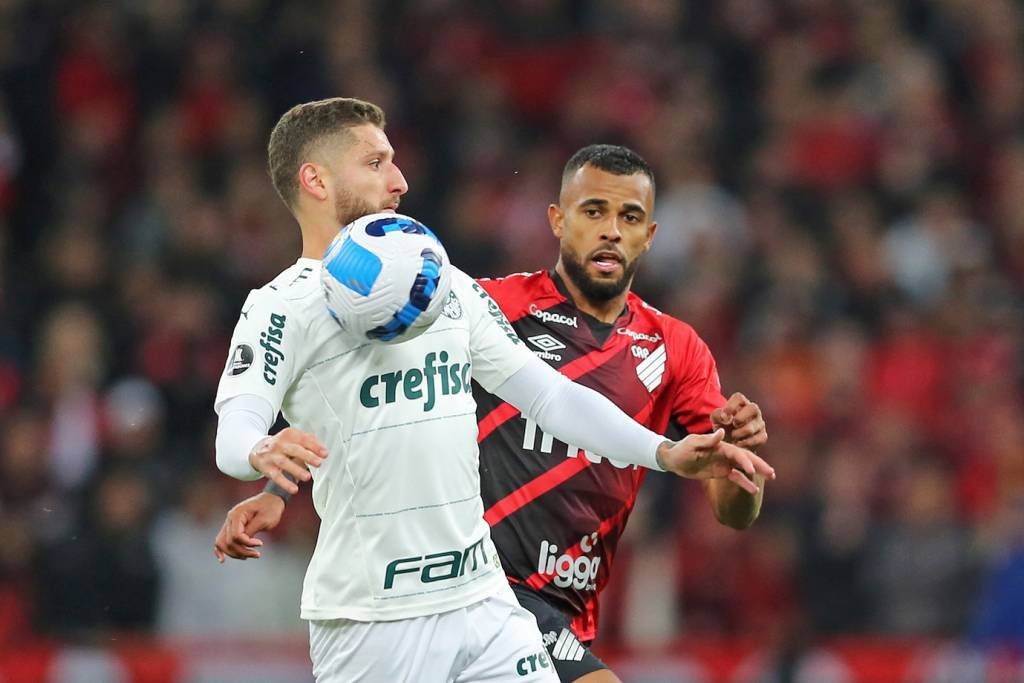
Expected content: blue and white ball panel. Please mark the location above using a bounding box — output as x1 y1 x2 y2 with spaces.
367 248 443 342
326 235 382 297
363 215 441 243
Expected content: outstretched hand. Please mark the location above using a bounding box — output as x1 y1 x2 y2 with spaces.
214 492 286 562
656 429 775 494
248 426 328 495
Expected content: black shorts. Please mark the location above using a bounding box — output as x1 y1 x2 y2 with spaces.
511 583 609 681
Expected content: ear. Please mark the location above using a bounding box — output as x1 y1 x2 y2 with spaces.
643 220 658 252
298 162 330 202
548 204 564 239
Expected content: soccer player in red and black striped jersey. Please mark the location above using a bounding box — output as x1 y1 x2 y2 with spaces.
469 145 768 682
215 144 769 683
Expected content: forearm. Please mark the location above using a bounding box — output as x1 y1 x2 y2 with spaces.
493 356 665 471
704 476 764 529
215 395 275 480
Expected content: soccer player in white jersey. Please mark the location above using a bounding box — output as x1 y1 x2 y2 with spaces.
213 97 775 682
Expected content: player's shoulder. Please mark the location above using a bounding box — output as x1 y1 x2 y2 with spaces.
474 270 553 321
256 259 323 305
238 259 323 324
265 259 322 301
625 291 704 349
475 270 544 294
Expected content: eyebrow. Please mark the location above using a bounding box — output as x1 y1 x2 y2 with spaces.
579 198 647 215
360 146 394 161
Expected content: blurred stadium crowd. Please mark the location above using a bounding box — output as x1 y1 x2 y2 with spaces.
1 0 1023 662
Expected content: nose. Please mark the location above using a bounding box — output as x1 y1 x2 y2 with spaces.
601 218 622 242
390 164 409 196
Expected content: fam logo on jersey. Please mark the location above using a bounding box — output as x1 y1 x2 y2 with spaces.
529 304 577 328
635 343 666 392
526 333 565 361
441 291 463 319
260 313 288 385
225 344 254 376
536 532 601 591
383 535 490 590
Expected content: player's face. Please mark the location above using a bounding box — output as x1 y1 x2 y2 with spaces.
551 165 657 302
327 123 408 227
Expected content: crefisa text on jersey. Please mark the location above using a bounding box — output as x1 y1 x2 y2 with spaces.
260 312 288 385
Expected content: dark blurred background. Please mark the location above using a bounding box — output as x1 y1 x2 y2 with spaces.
2 0 1023 681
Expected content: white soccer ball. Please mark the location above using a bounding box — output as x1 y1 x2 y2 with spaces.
321 212 452 344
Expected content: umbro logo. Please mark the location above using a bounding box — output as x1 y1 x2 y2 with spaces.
527 334 566 352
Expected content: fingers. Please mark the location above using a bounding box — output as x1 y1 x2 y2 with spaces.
727 468 760 495
280 428 329 461
730 418 765 442
281 442 323 470
720 399 767 450
694 428 726 449
712 393 751 427
747 450 776 479
735 430 767 450
263 447 316 493
719 441 776 480
232 515 265 548
710 406 732 428
217 516 264 561
718 440 757 477
265 467 301 495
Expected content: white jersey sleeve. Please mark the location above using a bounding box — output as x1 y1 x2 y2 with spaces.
452 269 535 392
215 286 305 415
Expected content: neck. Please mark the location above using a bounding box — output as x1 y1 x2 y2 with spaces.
298 213 342 260
553 261 629 324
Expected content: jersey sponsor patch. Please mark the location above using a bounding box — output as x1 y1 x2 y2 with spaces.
616 327 662 343
259 312 288 385
226 344 254 376
550 628 586 662
529 304 577 328
635 343 666 392
536 534 601 591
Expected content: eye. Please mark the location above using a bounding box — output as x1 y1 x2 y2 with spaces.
584 208 602 218
369 159 382 169
624 213 641 223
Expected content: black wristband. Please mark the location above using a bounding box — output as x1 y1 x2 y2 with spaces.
264 472 297 502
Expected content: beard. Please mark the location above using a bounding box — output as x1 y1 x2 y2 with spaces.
333 186 393 227
560 245 639 303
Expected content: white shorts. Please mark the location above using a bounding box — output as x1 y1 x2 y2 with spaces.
308 584 558 682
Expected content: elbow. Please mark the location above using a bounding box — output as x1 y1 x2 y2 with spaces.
214 445 233 478
214 431 261 481
214 442 237 479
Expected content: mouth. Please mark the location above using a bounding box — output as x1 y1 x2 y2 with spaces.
381 199 400 212
590 250 623 274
